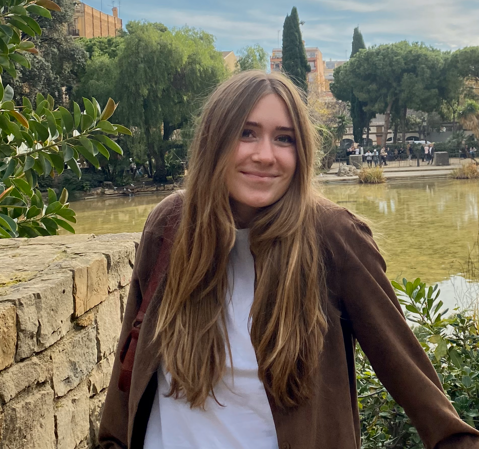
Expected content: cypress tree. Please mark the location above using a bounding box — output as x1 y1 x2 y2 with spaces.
350 27 368 144
282 7 310 92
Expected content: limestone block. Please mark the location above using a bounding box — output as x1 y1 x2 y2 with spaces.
89 390 107 446
3 272 74 361
0 303 16 371
0 405 4 443
0 354 51 403
88 353 114 397
103 242 135 292
55 382 89 449
433 151 449 166
68 255 109 317
119 285 130 321
1 385 55 449
51 326 97 398
349 154 364 169
96 292 121 361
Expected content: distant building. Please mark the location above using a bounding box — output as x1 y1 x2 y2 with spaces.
324 60 347 91
270 47 326 91
222 51 237 73
68 2 122 38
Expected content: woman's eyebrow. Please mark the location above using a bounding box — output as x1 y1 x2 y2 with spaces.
245 121 294 132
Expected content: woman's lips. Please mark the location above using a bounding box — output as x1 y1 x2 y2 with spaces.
241 171 278 179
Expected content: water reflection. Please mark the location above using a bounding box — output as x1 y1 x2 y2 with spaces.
69 180 479 308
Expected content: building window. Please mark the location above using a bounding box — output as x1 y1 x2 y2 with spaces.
309 61 316 70
307 52 316 58
272 51 282 58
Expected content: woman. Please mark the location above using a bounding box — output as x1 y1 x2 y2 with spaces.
365 149 373 167
99 71 479 449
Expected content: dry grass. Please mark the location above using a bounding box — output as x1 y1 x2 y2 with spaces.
451 162 479 179
358 166 386 184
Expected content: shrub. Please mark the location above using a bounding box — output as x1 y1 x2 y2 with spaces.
358 167 386 184
358 278 479 447
451 162 479 179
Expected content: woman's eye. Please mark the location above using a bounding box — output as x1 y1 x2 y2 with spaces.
277 135 295 144
241 129 254 139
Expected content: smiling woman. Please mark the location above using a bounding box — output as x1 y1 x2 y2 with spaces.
99 71 479 449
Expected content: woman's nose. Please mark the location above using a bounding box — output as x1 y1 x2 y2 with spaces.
252 138 275 164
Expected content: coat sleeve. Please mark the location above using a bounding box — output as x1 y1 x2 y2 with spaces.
98 193 182 448
327 208 479 449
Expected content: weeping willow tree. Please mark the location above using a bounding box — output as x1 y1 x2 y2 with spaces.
459 100 479 139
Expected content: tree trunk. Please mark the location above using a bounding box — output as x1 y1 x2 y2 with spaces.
393 121 398 144
147 154 153 178
366 119 370 146
452 111 456 134
383 101 393 146
402 106 407 145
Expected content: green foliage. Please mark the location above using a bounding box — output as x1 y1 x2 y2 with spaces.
281 7 310 92
451 162 479 180
236 44 268 72
4 0 87 106
358 278 479 447
350 27 369 144
78 36 124 60
0 1 130 238
114 22 227 182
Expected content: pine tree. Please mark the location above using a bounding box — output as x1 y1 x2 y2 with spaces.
282 7 310 92
350 27 368 144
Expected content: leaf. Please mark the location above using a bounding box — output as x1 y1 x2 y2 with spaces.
93 135 123 155
41 216 58 233
3 85 14 102
96 120 117 134
26 205 41 219
0 37 8 56
36 93 45 108
52 217 75 234
48 153 64 174
35 99 49 115
76 145 99 169
82 97 96 120
26 4 52 18
44 109 58 138
448 348 462 369
0 213 17 234
8 110 29 128
35 0 62 12
46 94 54 110
0 83 3 103
21 16 42 36
434 338 448 362
0 25 13 41
62 143 74 162
47 188 56 204
0 225 12 238
2 159 16 180
92 140 109 159
45 200 61 215
73 101 81 128
78 136 94 153
12 177 33 197
100 98 117 121
8 18 35 38
9 52 31 69
113 124 132 136
92 97 102 117
80 113 93 132
59 188 68 204
405 304 419 314
429 334 442 344
30 188 44 210
58 106 74 134
29 120 49 142
38 151 51 177
56 207 76 222
2 101 15 110
462 375 472 388
24 156 35 171
67 158 81 178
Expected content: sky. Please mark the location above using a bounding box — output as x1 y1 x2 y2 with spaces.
89 0 479 61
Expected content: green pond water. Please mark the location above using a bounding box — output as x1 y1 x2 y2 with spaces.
70 179 479 309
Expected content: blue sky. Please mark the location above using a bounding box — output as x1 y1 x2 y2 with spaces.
89 0 479 61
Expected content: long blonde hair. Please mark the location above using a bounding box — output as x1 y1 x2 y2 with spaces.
155 70 328 409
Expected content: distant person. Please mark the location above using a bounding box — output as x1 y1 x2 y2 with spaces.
365 149 373 167
407 144 412 166
429 144 435 165
470 146 476 160
380 147 387 166
372 149 379 167
99 70 479 449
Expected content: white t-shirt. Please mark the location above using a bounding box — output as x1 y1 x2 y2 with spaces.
144 229 278 449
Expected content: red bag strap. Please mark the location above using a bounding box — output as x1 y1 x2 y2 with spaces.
118 216 177 392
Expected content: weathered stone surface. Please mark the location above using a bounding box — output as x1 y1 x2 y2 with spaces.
96 292 121 361
337 164 358 177
433 151 450 166
0 303 16 371
64 255 109 317
1 385 55 449
103 243 135 292
55 382 89 449
0 405 4 443
0 354 51 403
88 353 114 397
349 154 363 168
25 234 95 246
2 272 74 361
89 390 107 447
119 285 130 321
51 326 97 398
75 309 96 328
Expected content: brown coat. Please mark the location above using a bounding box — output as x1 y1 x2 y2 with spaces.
99 192 479 449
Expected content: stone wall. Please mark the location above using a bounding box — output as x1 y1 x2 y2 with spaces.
0 233 141 449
